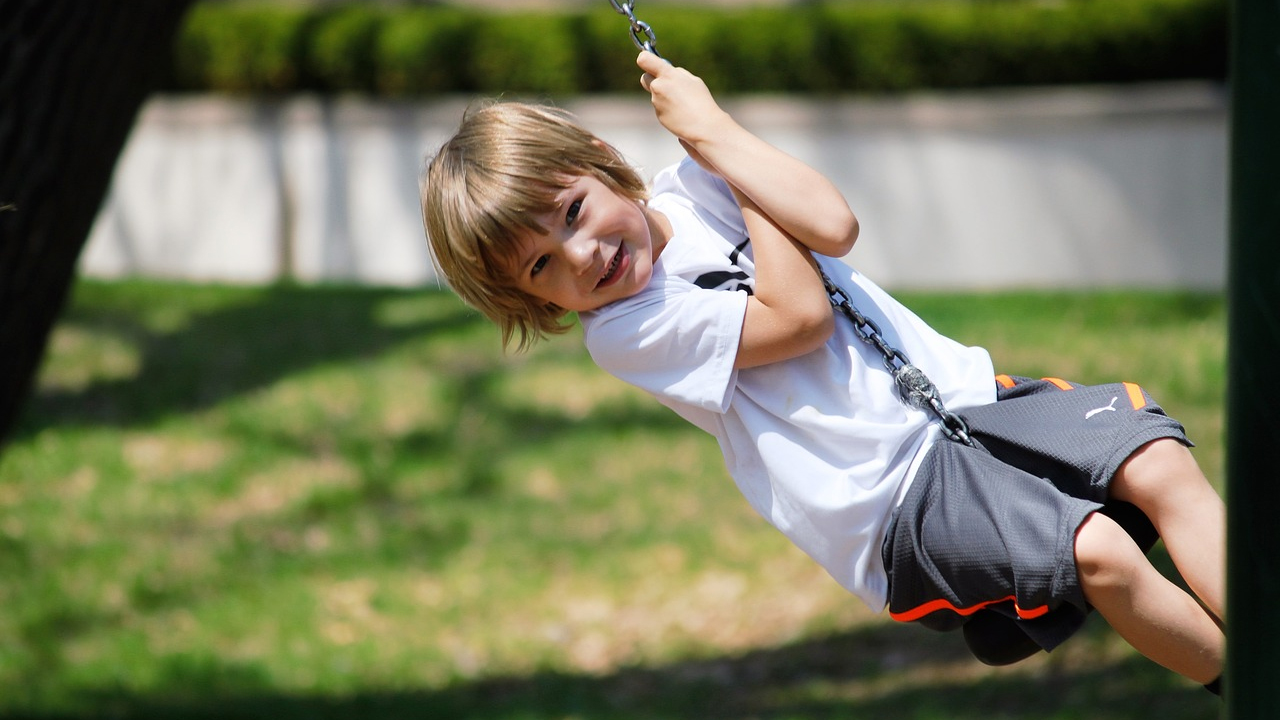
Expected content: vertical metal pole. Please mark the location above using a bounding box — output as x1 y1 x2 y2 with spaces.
1226 0 1280 716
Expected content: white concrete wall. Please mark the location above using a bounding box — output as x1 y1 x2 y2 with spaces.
82 82 1228 290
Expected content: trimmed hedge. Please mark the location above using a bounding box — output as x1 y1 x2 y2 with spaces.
168 0 1227 96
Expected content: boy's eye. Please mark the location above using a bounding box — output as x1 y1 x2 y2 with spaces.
565 199 582 226
531 255 549 277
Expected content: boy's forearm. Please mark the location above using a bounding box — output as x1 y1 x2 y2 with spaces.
637 52 858 259
690 116 859 259
729 185 835 369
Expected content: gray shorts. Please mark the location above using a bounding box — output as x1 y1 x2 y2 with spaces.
881 376 1190 651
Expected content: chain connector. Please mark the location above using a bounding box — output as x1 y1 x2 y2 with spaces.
823 270 976 448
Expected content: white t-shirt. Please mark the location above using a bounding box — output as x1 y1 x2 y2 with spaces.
580 158 997 610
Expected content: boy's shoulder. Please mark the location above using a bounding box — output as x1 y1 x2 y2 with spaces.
652 158 738 224
650 159 748 260
580 268 747 412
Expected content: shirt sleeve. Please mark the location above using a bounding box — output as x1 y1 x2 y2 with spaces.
582 275 747 414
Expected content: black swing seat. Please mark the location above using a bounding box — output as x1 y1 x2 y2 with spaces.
961 500 1159 666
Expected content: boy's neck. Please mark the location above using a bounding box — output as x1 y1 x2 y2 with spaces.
645 205 673 259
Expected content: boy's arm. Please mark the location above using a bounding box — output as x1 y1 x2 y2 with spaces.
730 186 835 369
638 51 859 258
639 52 843 368
638 54 836 367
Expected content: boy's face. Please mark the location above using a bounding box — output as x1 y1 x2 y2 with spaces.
505 173 667 313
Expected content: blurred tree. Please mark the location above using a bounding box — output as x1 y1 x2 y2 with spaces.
0 1 193 447
1226 0 1280 713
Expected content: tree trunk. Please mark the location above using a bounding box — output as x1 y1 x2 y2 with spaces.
0 0 193 446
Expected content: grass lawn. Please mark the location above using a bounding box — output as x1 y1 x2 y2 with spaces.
0 280 1225 719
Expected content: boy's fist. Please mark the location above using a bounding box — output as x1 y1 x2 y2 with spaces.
636 50 727 150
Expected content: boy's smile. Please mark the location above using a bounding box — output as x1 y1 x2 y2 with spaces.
507 173 670 313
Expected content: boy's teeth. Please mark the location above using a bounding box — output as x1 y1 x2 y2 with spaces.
602 250 620 281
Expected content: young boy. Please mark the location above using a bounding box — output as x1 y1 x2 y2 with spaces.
420 51 1226 692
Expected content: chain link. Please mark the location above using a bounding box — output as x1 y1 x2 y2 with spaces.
821 272 976 447
608 0 660 56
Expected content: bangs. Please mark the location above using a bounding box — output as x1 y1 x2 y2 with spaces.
459 166 568 281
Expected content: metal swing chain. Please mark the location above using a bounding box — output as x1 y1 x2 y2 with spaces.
606 1 970 447
821 272 976 447
608 0 661 57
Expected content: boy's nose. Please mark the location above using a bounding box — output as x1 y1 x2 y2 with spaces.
565 236 598 275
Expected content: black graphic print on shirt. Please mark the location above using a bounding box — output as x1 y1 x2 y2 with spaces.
693 237 754 295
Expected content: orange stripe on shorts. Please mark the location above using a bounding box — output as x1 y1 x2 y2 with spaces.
890 595 1051 623
995 374 1016 388
1042 377 1074 390
1124 382 1146 410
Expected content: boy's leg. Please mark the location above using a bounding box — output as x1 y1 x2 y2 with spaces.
965 379 1226 624
951 377 1226 681
1075 510 1224 683
1109 438 1226 622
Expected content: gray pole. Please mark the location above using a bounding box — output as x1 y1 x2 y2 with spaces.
1226 0 1280 717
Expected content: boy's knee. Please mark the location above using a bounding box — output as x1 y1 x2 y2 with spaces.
1111 437 1199 507
1074 512 1143 591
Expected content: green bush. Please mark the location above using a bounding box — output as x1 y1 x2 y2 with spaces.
820 5 927 91
469 14 583 95
306 5 387 93
173 3 314 93
167 0 1227 96
375 8 479 96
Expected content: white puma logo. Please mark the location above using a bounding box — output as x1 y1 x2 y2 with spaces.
1085 396 1119 420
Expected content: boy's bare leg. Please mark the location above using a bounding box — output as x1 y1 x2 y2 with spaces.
1075 512 1224 682
1109 438 1227 622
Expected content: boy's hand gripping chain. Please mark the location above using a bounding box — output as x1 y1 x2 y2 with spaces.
609 0 661 57
822 272 976 447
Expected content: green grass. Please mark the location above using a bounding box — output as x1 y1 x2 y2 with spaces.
0 280 1225 719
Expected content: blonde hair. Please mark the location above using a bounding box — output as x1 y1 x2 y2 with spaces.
421 101 648 350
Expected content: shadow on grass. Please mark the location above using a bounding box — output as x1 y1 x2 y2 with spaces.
1 619 1217 720
17 284 478 435
18 282 689 441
